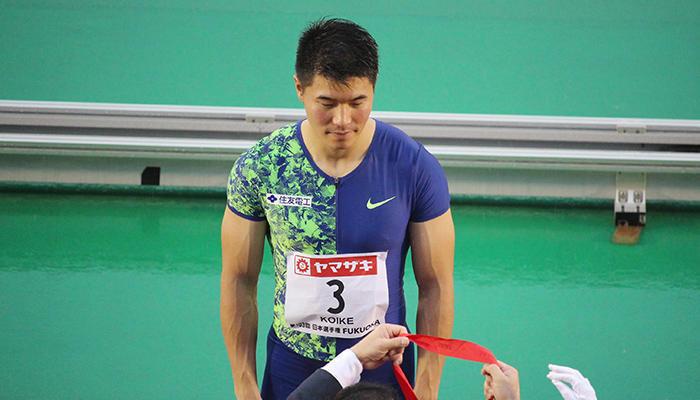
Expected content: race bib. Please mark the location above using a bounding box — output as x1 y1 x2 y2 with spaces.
285 251 389 339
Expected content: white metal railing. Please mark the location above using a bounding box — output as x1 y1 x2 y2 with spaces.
1 100 699 173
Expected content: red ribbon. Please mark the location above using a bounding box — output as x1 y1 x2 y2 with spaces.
392 334 497 399
393 364 419 400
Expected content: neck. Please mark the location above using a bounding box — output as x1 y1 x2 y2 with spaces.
301 119 376 178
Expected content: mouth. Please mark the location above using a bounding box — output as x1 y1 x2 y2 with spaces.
327 130 353 137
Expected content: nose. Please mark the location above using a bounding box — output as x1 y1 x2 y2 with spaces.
332 104 352 128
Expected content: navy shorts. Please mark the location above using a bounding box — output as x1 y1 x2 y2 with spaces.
260 327 415 400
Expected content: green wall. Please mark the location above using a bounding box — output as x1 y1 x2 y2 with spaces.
1 1 699 118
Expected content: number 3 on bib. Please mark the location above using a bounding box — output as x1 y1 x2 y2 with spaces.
326 279 345 314
285 251 389 338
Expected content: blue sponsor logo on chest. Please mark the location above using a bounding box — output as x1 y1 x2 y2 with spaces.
266 193 312 208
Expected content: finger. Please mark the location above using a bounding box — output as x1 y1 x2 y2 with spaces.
388 347 403 355
384 336 410 350
361 326 380 343
388 348 404 360
390 352 404 365
388 347 406 358
547 371 579 385
550 379 576 400
484 382 494 400
497 360 518 377
483 363 505 379
548 364 584 379
384 323 409 337
483 375 493 390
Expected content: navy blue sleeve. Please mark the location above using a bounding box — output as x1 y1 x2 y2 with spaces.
287 369 342 400
410 146 450 222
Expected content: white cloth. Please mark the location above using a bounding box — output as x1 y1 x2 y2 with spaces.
321 349 363 388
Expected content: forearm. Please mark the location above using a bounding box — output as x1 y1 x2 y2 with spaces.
220 274 260 398
415 278 454 397
220 209 266 398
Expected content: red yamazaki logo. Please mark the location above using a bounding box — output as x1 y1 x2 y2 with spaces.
295 256 311 275
294 254 378 277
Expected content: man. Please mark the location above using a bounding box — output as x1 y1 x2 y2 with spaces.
221 18 454 399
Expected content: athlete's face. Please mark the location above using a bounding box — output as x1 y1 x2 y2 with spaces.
294 74 374 152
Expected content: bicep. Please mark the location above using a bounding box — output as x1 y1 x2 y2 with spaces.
409 209 455 286
221 207 267 282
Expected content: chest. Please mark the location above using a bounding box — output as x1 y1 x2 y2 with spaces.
262 159 412 253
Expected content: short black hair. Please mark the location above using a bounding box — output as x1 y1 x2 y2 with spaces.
295 18 379 88
334 382 399 400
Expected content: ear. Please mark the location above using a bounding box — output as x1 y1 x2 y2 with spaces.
293 75 304 100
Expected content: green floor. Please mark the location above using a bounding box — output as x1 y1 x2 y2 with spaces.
1 192 698 399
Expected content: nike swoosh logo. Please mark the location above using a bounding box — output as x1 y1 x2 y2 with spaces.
366 196 397 210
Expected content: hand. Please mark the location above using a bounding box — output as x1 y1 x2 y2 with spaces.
482 360 520 400
414 384 439 400
350 324 410 370
547 364 597 400
233 381 262 400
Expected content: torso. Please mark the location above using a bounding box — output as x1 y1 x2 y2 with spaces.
227 119 446 361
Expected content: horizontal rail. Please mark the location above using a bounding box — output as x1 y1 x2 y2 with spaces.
1 100 699 173
2 133 699 173
2 100 700 145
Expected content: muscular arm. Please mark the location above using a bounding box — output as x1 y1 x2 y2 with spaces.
409 209 455 400
220 208 267 399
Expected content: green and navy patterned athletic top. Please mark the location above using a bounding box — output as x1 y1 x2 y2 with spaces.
227 120 449 361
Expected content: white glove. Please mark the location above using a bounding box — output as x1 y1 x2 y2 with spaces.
547 364 597 400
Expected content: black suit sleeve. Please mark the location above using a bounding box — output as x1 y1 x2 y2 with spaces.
287 369 343 400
